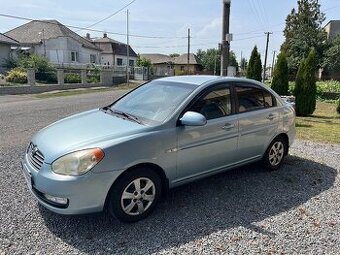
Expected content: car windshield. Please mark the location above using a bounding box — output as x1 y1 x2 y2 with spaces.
110 81 196 124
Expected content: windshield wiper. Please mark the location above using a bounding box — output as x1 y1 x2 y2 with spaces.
102 107 142 124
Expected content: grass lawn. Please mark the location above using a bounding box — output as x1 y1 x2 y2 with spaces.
296 101 340 144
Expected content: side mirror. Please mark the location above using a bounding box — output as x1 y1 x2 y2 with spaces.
180 111 207 126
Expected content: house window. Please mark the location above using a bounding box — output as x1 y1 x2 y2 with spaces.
129 60 134 66
117 58 123 66
90 54 96 63
71 51 79 62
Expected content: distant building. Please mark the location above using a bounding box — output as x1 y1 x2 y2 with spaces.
173 53 202 73
92 33 138 67
0 33 19 73
324 20 340 39
5 20 101 65
140 54 174 76
140 53 202 76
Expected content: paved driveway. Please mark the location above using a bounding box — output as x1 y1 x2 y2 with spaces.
0 91 339 254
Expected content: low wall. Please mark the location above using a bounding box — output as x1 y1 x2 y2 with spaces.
0 79 126 95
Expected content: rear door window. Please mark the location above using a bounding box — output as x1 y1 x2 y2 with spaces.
236 86 275 113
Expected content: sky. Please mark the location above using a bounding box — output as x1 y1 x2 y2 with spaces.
0 0 339 65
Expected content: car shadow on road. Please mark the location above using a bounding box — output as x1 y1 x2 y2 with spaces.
40 155 337 254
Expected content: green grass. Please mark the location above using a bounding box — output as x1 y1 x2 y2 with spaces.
296 101 340 144
35 82 142 99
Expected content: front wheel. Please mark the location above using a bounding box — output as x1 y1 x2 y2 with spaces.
107 167 162 222
263 136 287 171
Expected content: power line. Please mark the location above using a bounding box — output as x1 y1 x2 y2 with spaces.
76 0 138 32
0 13 186 39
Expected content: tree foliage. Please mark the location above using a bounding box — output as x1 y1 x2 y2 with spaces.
323 35 340 74
294 48 318 116
169 53 180 58
196 49 238 74
281 0 326 76
247 46 262 81
271 53 289 95
136 55 152 67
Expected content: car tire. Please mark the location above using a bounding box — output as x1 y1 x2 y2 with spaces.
107 167 162 223
263 136 287 171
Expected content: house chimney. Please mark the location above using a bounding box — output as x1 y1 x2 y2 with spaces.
86 33 90 39
103 33 107 38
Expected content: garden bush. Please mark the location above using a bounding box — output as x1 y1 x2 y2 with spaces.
271 53 289 95
18 54 57 83
64 73 81 83
5 67 27 84
294 48 317 116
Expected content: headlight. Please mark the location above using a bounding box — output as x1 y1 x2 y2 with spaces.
52 148 104 176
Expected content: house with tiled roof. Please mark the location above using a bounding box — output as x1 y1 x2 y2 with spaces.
91 33 137 67
5 20 101 65
140 53 202 76
0 33 19 73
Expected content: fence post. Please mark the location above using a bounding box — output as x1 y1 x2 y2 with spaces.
81 69 88 85
57 69 64 86
100 68 113 86
27 68 36 86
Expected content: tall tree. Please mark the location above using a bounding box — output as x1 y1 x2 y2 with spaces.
271 53 289 95
247 46 262 81
281 0 326 76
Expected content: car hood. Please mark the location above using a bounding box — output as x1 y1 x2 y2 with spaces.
32 109 148 163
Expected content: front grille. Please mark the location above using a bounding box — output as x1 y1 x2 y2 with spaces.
27 143 44 170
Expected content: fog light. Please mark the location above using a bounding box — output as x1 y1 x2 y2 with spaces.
43 194 68 205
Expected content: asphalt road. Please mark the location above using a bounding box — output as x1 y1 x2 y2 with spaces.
0 91 339 255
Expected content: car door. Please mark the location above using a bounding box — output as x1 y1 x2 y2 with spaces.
175 85 239 183
235 84 280 162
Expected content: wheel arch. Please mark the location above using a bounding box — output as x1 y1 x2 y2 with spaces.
276 133 289 155
104 162 169 210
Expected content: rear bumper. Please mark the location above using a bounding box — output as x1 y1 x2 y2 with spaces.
21 155 123 215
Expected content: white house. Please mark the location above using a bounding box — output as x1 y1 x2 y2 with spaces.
5 20 101 66
0 33 19 73
92 33 137 67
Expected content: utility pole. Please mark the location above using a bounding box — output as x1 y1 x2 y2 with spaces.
271 50 276 79
187 28 190 74
263 32 272 82
221 0 231 76
126 9 130 86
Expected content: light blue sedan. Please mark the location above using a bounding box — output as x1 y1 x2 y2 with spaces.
22 76 295 222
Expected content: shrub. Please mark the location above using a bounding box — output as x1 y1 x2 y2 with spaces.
271 53 289 95
64 73 81 83
5 67 27 84
18 54 57 83
294 48 317 116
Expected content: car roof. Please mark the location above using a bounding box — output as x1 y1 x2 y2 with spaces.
157 75 262 87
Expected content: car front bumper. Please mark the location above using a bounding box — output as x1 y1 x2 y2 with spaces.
21 154 123 215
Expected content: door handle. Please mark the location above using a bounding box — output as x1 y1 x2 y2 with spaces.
267 114 275 120
222 123 235 130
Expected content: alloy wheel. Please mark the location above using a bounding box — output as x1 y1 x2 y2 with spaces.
268 141 284 166
120 177 156 216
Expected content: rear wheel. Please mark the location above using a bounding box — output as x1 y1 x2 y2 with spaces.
107 167 162 222
263 136 287 171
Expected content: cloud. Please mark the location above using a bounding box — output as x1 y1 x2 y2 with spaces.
196 18 221 38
